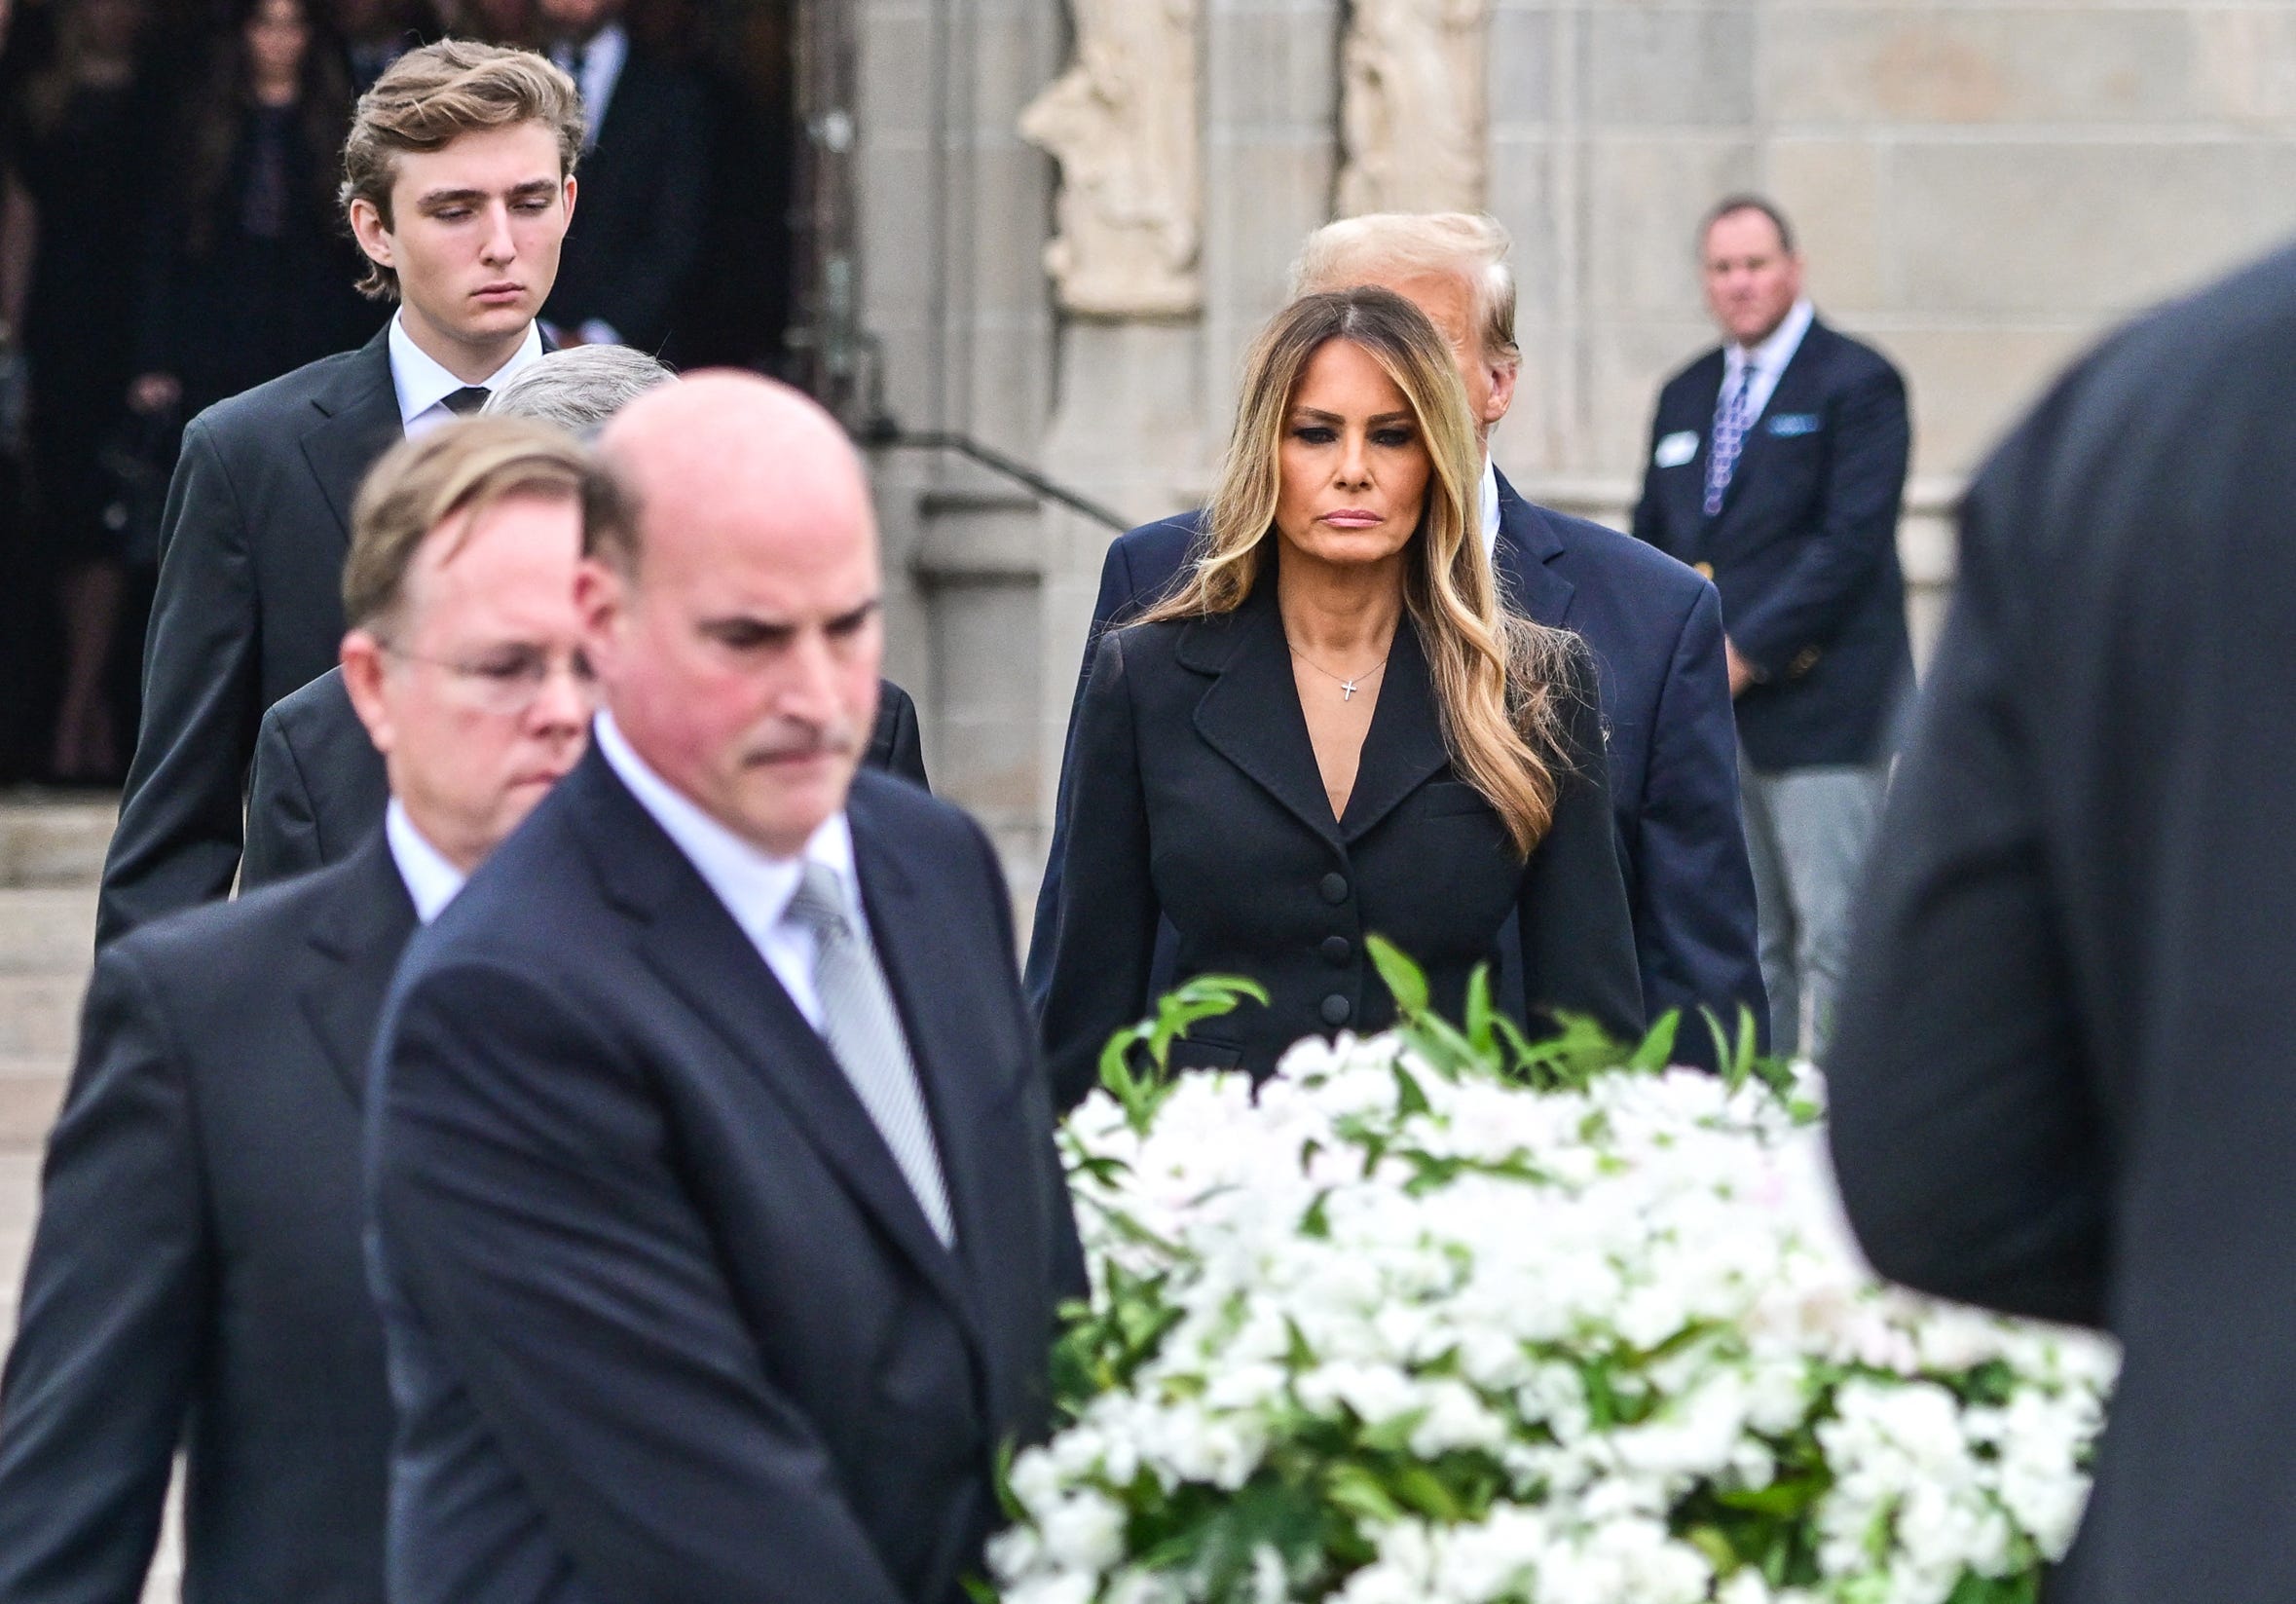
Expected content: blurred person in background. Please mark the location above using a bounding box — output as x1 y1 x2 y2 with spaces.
537 0 704 354
4 0 165 782
130 0 379 425
328 0 433 91
1632 195 1911 1063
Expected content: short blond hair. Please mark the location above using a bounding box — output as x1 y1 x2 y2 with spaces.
343 417 591 633
341 42 584 301
1289 212 1520 367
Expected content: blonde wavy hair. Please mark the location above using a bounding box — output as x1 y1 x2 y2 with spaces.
1140 287 1579 856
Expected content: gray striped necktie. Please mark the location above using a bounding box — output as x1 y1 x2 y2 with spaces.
784 862 956 1245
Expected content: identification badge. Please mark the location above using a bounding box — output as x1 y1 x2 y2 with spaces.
1653 429 1699 468
1767 412 1822 437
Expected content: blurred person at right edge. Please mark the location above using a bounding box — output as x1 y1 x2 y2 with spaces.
3 0 166 782
1827 242 2296 1604
1031 214 1762 1068
1632 195 1911 1063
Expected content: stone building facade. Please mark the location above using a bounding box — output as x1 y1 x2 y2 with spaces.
826 0 2296 897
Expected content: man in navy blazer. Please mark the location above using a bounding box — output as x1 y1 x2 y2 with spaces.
1632 196 1911 1060
1027 213 1765 1063
368 374 1078 1604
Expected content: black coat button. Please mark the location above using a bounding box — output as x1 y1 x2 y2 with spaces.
1320 993 1352 1026
1320 935 1351 966
1319 872 1349 904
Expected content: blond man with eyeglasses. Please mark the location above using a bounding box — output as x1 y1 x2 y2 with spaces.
0 417 591 1604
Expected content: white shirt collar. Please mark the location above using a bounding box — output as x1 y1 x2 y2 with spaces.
388 311 544 436
384 798 469 924
591 710 861 948
1477 455 1500 558
1726 297 1815 382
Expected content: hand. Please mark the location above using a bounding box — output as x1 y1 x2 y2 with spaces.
1725 640 1756 698
128 372 181 414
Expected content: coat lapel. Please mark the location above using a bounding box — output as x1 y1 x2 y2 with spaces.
1183 578 1347 846
567 753 986 1348
1491 469 1575 627
299 328 402 549
299 828 420 1108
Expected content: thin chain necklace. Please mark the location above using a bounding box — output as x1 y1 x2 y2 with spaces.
1287 640 1389 702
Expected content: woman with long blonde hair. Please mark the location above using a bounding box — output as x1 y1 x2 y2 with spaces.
1038 286 1642 1103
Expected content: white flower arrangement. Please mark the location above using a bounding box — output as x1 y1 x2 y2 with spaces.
990 951 2116 1604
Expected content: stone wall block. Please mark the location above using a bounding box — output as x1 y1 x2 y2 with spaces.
1585 4 1757 128
1763 10 2199 127
1585 135 1759 316
1486 5 1555 126
1767 139 1884 314
1889 141 2284 316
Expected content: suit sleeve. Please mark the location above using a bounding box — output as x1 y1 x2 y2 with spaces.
1630 579 1768 1059
1021 535 1142 1007
370 960 913 1604
1516 646 1646 1043
1034 631 1161 1112
240 700 325 893
1827 454 2106 1328
0 946 211 1601
96 417 261 946
1725 360 1912 677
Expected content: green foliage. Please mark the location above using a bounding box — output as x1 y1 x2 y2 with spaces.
1096 973 1271 1135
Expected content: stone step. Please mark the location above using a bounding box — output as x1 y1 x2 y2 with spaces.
0 795 116 889
0 975 81 1063
0 1056 69 1151
0 888 98 975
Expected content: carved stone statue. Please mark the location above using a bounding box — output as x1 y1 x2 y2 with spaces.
1339 0 1492 217
1018 0 1202 317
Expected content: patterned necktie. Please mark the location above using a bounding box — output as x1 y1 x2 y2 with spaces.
1703 363 1759 518
784 862 956 1245
442 386 491 417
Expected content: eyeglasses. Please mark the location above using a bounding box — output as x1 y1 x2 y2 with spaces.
378 641 598 716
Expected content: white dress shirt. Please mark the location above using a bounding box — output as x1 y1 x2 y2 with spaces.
385 799 469 924
1477 455 1501 558
593 710 861 1030
388 312 544 438
1722 297 1815 428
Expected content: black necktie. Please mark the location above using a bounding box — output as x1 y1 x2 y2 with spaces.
442 386 490 417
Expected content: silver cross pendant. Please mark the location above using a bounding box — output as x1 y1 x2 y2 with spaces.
1341 679 1359 701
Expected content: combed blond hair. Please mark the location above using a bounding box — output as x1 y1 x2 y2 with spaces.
340 41 584 301
1290 212 1521 367
1139 287 1575 856
343 417 590 633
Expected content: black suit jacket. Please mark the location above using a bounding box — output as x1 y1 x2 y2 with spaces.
1036 573 1643 1107
1632 317 1912 770
97 325 402 945
1826 243 2296 1604
544 47 708 352
1028 475 1763 1061
367 752 1079 1604
0 835 413 1604
241 667 933 891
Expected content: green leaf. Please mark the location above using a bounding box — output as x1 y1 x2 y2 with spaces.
1388 1462 1463 1521
1365 934 1429 1016
1463 964 1497 1056
1325 1463 1404 1526
1628 1009 1681 1072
